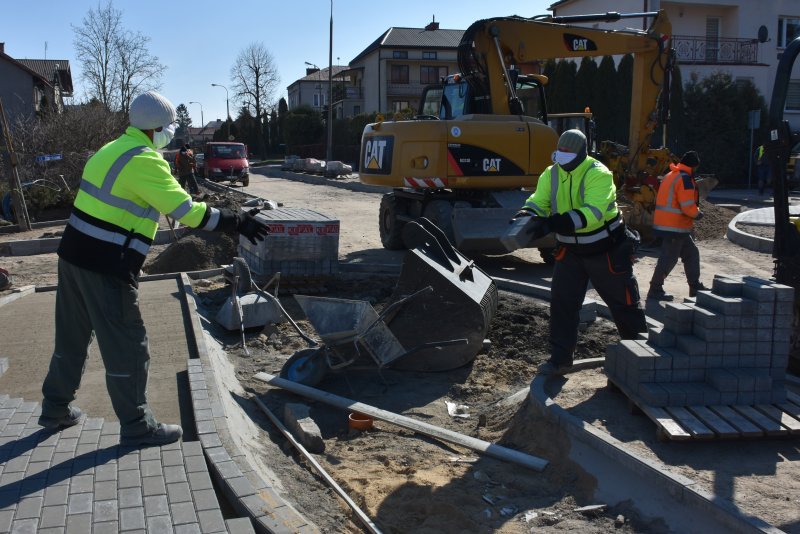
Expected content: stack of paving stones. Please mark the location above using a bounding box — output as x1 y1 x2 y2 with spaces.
0 394 256 533
606 274 792 407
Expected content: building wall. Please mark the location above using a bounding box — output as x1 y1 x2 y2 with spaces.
552 0 800 129
0 59 34 121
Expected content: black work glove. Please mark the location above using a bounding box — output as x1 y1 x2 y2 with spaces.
237 208 269 244
547 212 575 234
527 216 552 239
695 211 704 221
217 208 270 244
509 209 533 224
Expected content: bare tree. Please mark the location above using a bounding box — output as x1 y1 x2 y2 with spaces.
230 42 280 155
72 1 164 112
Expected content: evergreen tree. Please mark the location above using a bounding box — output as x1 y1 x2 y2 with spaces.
175 103 191 136
548 60 577 113
283 105 324 148
269 109 279 152
277 98 289 151
666 64 685 155
593 56 617 143
615 54 634 144
575 57 598 114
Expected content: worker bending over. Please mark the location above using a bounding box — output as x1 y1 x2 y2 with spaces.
513 129 647 375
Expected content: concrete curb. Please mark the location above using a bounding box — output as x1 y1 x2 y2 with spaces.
726 211 773 254
178 274 318 534
253 167 391 195
0 227 184 257
528 364 783 534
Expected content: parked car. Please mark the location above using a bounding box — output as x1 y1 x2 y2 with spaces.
194 153 205 175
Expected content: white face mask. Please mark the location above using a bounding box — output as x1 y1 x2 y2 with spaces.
553 150 578 166
152 123 176 149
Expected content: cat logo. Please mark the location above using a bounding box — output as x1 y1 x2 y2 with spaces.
363 136 393 174
482 158 501 172
563 33 597 52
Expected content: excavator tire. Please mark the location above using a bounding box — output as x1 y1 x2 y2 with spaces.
379 193 406 250
422 200 455 245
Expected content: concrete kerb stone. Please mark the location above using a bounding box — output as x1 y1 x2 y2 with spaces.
529 371 781 534
178 273 316 534
726 209 774 254
253 167 391 195
0 228 180 257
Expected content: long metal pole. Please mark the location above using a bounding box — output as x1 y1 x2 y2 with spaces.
747 122 754 190
326 0 334 162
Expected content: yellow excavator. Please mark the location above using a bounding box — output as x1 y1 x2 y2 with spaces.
360 10 679 257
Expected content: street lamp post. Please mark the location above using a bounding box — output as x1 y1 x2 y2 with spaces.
189 101 204 129
211 83 230 139
327 0 334 163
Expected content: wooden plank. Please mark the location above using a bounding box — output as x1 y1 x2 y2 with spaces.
755 404 800 434
664 406 715 440
779 402 800 421
641 405 691 440
733 405 788 437
687 406 739 439
709 406 763 437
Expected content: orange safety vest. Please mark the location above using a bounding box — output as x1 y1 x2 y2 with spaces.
653 162 699 234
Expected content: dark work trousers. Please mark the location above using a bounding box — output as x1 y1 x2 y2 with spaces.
550 243 647 367
178 172 200 195
649 233 700 290
41 258 157 437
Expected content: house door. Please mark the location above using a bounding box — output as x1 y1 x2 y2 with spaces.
705 17 720 62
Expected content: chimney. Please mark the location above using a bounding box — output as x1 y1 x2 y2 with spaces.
306 67 320 76
0 43 5 54
425 16 439 31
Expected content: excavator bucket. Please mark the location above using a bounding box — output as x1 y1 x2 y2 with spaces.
384 218 498 371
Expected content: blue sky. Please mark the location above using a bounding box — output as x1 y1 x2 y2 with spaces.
2 1 554 126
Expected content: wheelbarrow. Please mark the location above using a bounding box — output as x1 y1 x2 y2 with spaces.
279 286 468 386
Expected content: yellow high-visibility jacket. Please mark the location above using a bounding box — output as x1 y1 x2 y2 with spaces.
523 156 622 252
59 127 220 283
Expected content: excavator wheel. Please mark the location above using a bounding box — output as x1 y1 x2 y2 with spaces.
379 193 406 250
422 200 455 245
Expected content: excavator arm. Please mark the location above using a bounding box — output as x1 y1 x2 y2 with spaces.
457 11 672 179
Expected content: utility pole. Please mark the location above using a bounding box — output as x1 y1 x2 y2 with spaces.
326 0 334 163
0 97 31 231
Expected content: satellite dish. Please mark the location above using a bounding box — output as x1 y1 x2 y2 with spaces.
758 25 769 43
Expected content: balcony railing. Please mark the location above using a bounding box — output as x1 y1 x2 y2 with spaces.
672 35 760 65
387 83 424 97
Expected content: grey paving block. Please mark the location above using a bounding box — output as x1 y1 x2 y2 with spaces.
15 496 43 520
739 328 756 341
737 391 755 405
723 315 741 329
722 328 741 342
164 465 188 485
100 421 120 436
167 482 192 504
182 442 203 457
118 452 141 471
691 306 724 329
93 499 118 523
771 283 795 302
120 506 146 530
197 509 225 534
774 314 793 328
161 450 184 468
729 369 755 391
211 460 242 480
174 523 202 534
663 302 694 324
675 335 706 357
0 509 13 532
662 317 691 335
757 314 774 329
712 277 743 296
170 501 198 526
67 492 93 515
143 476 167 497
146 514 174 534
647 326 676 348
39 504 68 529
94 464 117 484
44 485 69 507
144 494 170 517
204 447 230 464
10 518 38 534
140 447 161 462
638 383 668 406
140 459 163 478
184 456 207 474
118 469 142 489
225 517 256 534
118 487 143 509
664 384 686 406
65 514 91 534
198 434 222 449
722 342 740 356
187 471 213 492
671 369 689 382
192 488 220 512
654 369 672 383
227 477 256 499
94 480 117 501
706 368 737 392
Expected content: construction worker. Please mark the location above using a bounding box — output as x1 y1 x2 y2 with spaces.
38 91 269 446
177 143 200 195
513 129 647 375
647 150 705 301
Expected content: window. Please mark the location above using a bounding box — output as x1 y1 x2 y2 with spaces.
422 51 437 60
779 17 800 48
393 50 408 59
391 64 409 84
353 105 361 115
420 65 448 84
787 80 800 111
313 94 321 107
392 101 410 112
705 17 720 62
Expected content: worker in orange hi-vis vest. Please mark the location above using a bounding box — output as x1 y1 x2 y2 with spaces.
647 150 707 302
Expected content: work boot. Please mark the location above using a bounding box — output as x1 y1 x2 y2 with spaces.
38 406 84 429
120 423 183 447
537 361 572 376
646 288 674 301
689 282 707 298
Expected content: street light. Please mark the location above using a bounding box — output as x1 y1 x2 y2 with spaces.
211 83 230 140
327 0 334 163
189 101 204 128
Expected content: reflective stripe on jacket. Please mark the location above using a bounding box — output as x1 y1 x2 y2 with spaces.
523 156 621 251
652 162 699 234
58 126 218 283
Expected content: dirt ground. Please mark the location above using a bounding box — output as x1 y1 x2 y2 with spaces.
1 173 798 533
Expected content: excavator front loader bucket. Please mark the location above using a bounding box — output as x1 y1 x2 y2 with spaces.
384 218 498 371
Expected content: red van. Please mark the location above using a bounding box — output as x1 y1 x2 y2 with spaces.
203 142 250 186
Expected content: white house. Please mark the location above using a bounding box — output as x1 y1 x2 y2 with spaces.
549 0 800 129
